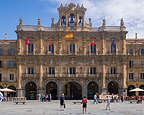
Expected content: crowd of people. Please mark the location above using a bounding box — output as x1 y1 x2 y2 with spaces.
38 94 52 102
59 93 144 114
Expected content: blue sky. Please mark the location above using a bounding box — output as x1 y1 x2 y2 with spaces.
0 0 144 40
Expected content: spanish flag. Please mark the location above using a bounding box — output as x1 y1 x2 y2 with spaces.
64 33 73 39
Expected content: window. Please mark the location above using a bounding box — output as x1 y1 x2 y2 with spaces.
27 67 34 74
111 40 116 54
91 43 96 54
0 49 2 55
9 74 14 80
90 67 96 74
28 44 34 54
141 49 144 55
140 73 144 79
110 67 116 74
0 73 2 82
70 44 75 54
129 60 134 68
9 49 14 55
48 44 54 54
49 67 55 75
69 67 76 74
129 49 133 55
10 61 14 67
129 73 134 79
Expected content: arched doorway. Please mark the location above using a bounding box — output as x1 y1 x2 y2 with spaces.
7 86 16 97
108 81 119 94
46 82 57 99
127 85 135 96
87 81 99 99
64 82 82 100
25 82 37 100
139 85 144 96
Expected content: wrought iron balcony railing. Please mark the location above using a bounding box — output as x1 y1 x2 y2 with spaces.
43 72 102 78
22 73 40 79
106 73 122 80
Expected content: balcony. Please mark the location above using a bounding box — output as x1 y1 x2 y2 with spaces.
22 73 40 80
43 73 102 79
106 73 122 80
129 64 144 69
128 78 144 82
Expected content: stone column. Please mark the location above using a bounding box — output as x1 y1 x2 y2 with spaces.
66 15 69 27
122 64 127 89
76 14 79 26
82 80 87 97
102 37 106 55
102 64 107 94
18 38 22 55
82 16 85 27
26 45 28 55
33 43 35 55
40 38 43 55
17 64 24 97
122 39 126 55
39 64 43 89
58 81 63 99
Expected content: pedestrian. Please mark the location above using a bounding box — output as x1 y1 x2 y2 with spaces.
94 94 98 104
82 96 88 114
60 93 65 110
0 92 3 102
106 96 111 110
121 93 124 103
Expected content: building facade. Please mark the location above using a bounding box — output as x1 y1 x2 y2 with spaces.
0 3 144 99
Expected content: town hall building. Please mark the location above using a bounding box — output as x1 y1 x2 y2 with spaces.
0 3 144 99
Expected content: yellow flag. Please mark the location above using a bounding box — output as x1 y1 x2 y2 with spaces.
64 33 73 39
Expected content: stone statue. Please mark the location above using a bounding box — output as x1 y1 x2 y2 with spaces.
102 18 106 26
19 18 23 25
120 18 124 27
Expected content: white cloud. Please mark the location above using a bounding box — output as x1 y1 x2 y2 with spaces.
42 0 144 38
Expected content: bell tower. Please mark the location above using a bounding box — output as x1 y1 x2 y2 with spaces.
51 3 92 31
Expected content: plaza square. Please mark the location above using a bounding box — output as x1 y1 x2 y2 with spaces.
0 1 144 115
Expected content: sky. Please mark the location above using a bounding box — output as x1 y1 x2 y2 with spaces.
0 0 144 40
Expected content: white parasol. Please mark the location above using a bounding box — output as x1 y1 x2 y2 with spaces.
130 88 144 92
0 88 16 92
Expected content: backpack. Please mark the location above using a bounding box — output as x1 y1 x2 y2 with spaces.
82 98 87 104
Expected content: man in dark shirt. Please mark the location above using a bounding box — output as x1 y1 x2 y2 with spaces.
60 93 65 110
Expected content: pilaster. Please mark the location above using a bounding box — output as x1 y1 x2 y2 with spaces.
122 39 126 55
123 64 127 88
40 38 43 55
82 80 87 97
18 38 22 55
102 34 106 55
39 64 43 89
102 64 106 90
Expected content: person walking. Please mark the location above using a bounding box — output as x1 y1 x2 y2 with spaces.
121 93 124 103
82 96 88 114
60 93 65 110
106 96 111 110
94 94 98 104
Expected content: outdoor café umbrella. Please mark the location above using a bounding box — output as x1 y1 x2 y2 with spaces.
130 88 144 92
0 88 16 101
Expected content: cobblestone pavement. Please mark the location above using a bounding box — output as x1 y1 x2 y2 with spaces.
0 100 144 115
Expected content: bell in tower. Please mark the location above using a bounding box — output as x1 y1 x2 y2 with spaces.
69 14 75 26
55 3 91 31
